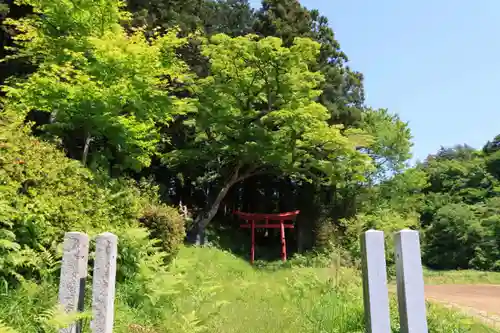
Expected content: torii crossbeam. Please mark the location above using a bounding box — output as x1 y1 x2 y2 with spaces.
234 210 300 264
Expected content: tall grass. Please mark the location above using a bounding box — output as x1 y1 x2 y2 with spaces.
0 246 497 332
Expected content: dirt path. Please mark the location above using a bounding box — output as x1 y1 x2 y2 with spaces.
425 284 500 328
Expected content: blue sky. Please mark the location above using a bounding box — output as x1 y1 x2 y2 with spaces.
249 0 499 163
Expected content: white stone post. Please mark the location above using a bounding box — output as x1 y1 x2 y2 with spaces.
360 230 391 333
58 232 90 333
394 229 428 333
91 232 118 333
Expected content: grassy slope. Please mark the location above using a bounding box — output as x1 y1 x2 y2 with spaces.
161 247 498 333
0 246 498 333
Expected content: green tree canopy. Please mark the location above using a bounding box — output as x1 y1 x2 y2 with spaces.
253 0 365 127
3 0 194 171
165 33 373 238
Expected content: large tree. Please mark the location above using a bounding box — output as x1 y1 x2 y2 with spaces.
165 34 372 242
249 0 384 233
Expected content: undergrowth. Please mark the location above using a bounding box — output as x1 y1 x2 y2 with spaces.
1 246 496 333
0 119 185 287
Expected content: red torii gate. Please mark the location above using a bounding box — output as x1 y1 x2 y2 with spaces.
234 210 300 264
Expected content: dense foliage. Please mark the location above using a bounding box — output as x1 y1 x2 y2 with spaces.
419 145 500 270
140 202 186 262
0 0 498 295
0 115 186 284
343 141 500 272
0 0 499 331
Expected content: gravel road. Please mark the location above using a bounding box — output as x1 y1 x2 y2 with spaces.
424 284 500 328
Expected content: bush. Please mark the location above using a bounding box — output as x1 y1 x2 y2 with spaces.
0 119 183 284
423 202 500 271
139 203 186 263
423 203 481 269
314 216 337 252
339 209 419 268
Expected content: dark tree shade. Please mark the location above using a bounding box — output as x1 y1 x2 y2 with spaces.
127 0 206 32
483 134 500 155
0 0 34 87
126 0 255 37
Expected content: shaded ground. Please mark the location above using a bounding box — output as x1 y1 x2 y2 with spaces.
425 284 500 329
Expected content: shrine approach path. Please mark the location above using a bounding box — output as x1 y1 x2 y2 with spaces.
424 284 500 328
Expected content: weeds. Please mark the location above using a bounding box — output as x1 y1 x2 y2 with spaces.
0 246 497 333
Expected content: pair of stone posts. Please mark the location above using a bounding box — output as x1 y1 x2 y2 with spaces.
58 232 118 333
361 229 428 333
57 229 427 333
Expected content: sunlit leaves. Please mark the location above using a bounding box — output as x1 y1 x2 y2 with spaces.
361 108 412 178
5 0 129 64
3 0 194 170
185 34 371 182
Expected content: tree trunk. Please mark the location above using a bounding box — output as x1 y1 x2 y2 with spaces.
193 164 258 245
297 221 304 253
82 133 92 167
50 110 58 124
194 180 234 245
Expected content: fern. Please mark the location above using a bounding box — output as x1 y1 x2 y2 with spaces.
36 304 91 333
